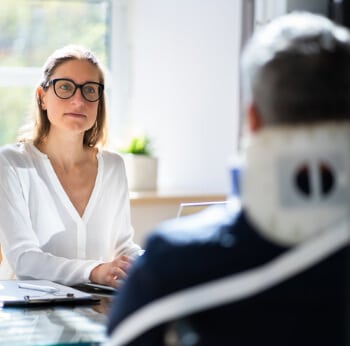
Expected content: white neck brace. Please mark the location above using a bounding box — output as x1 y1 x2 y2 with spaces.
241 123 350 246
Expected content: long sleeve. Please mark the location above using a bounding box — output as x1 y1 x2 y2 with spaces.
0 143 140 285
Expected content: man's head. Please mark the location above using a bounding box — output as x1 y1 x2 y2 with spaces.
241 12 350 129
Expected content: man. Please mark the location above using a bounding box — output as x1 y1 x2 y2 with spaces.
106 12 350 346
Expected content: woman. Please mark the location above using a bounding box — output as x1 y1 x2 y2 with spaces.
0 45 141 287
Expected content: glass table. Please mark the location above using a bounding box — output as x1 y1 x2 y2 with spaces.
0 296 112 346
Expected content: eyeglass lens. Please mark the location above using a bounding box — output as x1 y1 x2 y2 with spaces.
53 79 103 102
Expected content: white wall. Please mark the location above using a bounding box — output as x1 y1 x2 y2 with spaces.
124 0 242 194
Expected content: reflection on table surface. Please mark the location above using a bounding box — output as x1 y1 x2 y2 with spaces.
0 296 113 346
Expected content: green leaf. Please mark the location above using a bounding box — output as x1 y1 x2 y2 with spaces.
121 136 153 156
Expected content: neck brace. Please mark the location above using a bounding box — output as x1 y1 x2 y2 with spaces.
241 123 350 246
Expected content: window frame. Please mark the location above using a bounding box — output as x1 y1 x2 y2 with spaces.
0 0 128 143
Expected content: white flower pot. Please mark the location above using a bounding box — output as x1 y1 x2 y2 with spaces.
123 154 158 191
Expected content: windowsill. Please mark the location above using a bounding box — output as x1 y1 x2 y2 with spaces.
129 189 227 206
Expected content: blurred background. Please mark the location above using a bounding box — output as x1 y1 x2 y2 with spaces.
0 1 339 237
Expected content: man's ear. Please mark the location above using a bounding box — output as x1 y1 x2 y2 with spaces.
247 103 262 133
36 86 47 110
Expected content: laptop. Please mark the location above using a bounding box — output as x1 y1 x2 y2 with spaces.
176 201 228 218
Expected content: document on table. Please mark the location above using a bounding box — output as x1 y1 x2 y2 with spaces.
0 279 100 307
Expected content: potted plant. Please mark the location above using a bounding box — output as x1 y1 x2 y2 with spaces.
120 135 158 191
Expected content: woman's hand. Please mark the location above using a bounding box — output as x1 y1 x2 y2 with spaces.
89 255 132 288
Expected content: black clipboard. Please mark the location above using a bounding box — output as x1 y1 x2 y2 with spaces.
0 280 100 307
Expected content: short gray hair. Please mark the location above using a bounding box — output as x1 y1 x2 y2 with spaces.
241 12 350 125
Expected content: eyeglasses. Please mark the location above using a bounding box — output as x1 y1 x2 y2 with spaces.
44 78 104 102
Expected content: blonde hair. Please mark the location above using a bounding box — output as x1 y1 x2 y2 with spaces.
20 45 107 147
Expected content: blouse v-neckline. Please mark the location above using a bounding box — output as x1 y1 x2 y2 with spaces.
28 142 103 222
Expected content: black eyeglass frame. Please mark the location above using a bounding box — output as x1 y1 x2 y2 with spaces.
43 78 105 102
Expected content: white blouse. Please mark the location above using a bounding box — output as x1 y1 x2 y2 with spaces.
0 142 141 285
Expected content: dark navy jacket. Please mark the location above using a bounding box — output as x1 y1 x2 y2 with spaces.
107 206 350 345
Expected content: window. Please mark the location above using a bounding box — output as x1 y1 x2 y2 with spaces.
0 0 112 145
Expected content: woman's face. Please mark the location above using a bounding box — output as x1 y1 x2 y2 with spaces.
40 59 101 139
